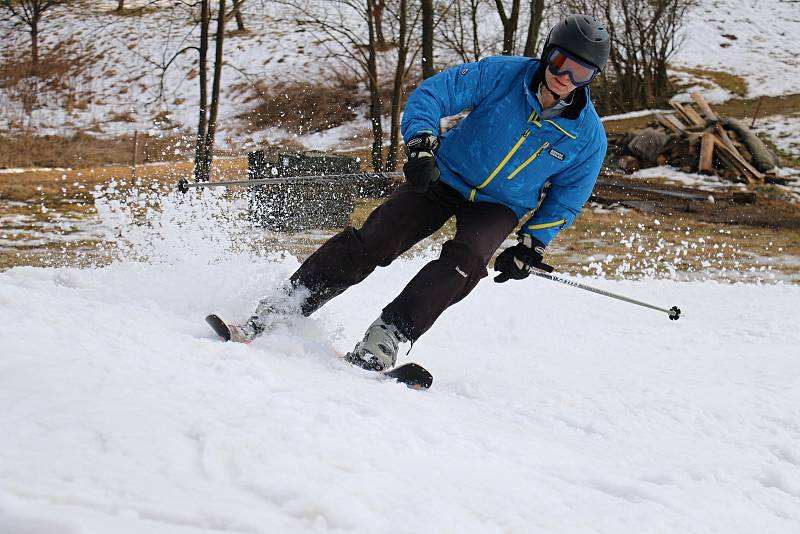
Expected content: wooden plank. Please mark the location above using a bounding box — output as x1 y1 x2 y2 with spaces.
669 101 693 123
713 136 760 183
655 113 681 134
715 124 764 181
699 132 715 173
713 145 750 184
690 92 718 121
680 102 706 126
670 101 705 126
664 114 689 132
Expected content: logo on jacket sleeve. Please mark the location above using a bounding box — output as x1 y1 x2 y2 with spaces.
548 148 565 161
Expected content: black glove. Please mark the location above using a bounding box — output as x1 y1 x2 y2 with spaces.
403 134 440 193
493 234 549 283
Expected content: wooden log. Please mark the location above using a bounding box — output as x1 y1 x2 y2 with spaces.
691 92 718 121
699 132 715 173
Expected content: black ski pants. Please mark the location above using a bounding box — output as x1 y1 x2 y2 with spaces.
289 180 519 341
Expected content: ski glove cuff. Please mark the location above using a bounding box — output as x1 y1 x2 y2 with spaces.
403 134 440 193
493 234 547 283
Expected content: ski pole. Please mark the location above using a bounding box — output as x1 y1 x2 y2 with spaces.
176 174 651 195
521 264 681 321
176 172 404 193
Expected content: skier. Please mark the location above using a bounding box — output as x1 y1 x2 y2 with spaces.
227 14 610 372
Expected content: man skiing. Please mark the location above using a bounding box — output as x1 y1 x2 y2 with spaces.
224 14 610 372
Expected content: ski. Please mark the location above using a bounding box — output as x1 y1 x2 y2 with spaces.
205 314 433 389
206 313 233 341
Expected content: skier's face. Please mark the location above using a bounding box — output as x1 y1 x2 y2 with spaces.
544 67 577 98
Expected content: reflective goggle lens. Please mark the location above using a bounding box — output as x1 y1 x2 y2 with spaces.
547 48 598 86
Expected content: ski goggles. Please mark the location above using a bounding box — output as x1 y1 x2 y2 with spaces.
546 47 600 86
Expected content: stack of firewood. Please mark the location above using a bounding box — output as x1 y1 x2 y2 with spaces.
611 92 787 184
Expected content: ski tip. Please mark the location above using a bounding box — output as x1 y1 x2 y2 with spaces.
205 314 231 341
384 362 433 389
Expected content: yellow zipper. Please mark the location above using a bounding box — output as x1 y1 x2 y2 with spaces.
506 142 550 181
477 129 530 188
544 120 576 139
528 219 566 230
469 129 531 200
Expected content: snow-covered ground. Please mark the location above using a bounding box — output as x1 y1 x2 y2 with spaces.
2 188 800 533
674 0 800 99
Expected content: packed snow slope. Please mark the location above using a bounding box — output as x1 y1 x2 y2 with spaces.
2 191 800 533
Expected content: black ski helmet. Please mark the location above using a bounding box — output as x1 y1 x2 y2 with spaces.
543 14 610 71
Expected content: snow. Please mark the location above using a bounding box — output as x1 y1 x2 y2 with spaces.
2 187 800 533
752 114 800 160
2 0 800 152
673 0 800 98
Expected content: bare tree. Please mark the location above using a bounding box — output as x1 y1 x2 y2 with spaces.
0 0 69 64
564 0 695 112
387 0 409 170
435 0 482 63
365 0 385 169
493 0 521 55
194 0 227 182
421 0 434 77
523 0 544 57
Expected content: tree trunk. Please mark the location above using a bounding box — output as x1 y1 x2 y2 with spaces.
523 0 544 57
194 0 211 182
470 0 481 60
494 0 521 55
421 0 434 78
203 0 227 178
229 0 245 31
373 0 385 44
387 0 408 171
30 20 39 65
116 0 125 11
366 0 383 171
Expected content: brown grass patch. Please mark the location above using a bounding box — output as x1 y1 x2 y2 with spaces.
675 67 748 98
0 157 249 203
0 132 199 169
241 73 362 134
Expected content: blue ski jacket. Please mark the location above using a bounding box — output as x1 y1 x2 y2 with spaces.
401 56 607 246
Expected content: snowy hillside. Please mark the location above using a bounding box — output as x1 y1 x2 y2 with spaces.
2 0 799 151
2 189 800 533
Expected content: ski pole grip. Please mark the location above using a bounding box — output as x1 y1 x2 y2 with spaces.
533 261 554 273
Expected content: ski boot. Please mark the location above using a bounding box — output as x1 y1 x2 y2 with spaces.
210 286 306 344
344 316 407 372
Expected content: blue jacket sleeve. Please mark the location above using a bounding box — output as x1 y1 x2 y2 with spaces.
401 61 492 142
522 132 607 246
